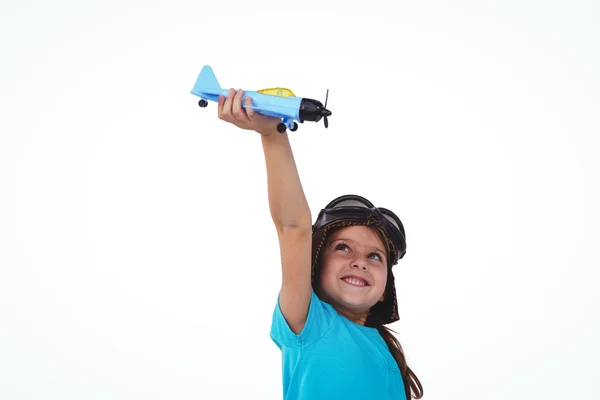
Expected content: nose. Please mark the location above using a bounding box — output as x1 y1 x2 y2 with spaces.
299 98 331 122
352 260 368 271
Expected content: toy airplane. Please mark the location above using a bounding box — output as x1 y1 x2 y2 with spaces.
190 65 331 133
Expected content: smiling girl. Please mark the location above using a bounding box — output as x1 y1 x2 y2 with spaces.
217 89 423 399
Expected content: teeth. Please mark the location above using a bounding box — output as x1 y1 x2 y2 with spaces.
343 277 367 286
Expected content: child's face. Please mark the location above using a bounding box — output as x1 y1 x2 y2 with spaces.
317 225 388 324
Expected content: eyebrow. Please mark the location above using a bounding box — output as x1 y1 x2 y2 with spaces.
332 237 385 255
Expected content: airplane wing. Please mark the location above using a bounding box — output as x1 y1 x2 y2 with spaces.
192 87 221 96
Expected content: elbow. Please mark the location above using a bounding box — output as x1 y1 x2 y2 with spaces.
279 217 313 236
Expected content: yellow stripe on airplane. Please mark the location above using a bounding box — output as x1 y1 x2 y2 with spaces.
257 87 296 98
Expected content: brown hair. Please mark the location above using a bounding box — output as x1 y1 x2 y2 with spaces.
376 325 423 399
314 226 423 399
369 228 423 399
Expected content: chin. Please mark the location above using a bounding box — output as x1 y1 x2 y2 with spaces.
336 289 380 310
318 279 381 310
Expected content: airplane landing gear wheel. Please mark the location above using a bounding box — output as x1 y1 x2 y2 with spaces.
277 123 287 133
198 99 208 108
290 122 298 132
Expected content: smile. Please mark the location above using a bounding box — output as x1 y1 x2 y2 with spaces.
341 276 369 287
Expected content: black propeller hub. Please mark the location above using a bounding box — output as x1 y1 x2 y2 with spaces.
299 89 331 128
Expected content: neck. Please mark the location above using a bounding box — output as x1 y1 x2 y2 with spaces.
336 307 369 326
314 288 370 326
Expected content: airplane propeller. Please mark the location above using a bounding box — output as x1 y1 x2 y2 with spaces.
322 89 332 128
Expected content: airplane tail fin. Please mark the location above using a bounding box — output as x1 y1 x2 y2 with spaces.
192 65 221 95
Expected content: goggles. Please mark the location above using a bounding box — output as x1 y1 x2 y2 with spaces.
312 195 406 265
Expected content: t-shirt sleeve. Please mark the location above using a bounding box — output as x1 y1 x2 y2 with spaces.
270 289 337 349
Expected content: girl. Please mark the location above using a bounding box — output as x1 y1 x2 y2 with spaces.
217 88 423 399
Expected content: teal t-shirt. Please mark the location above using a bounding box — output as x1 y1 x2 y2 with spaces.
270 290 406 400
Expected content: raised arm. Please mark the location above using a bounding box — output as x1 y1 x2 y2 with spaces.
260 130 313 333
218 89 313 334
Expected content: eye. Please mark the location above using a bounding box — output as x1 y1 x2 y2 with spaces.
369 253 383 262
335 242 350 252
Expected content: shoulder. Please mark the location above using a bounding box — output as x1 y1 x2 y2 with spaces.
270 289 338 349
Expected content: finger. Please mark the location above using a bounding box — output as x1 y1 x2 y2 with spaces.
232 89 250 123
221 88 235 120
244 96 255 119
217 94 225 120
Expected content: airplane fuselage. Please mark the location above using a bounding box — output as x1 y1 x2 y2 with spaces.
190 88 301 120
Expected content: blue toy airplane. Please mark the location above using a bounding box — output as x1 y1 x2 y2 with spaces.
190 65 331 133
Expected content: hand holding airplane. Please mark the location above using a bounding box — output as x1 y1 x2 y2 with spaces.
216 88 283 136
190 65 332 133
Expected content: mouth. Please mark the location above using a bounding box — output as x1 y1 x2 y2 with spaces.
340 275 370 287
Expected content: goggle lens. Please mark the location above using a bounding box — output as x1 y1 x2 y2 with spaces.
324 197 403 234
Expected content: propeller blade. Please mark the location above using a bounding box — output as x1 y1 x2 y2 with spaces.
324 116 329 128
324 89 329 108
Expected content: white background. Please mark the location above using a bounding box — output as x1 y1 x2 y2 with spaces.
1 0 599 399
